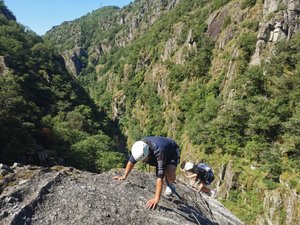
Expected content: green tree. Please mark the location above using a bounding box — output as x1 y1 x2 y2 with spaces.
69 134 125 172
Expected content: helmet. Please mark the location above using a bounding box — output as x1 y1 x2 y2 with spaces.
131 141 149 161
184 162 194 171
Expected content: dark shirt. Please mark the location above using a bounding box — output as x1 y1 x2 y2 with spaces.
193 163 214 185
129 136 180 178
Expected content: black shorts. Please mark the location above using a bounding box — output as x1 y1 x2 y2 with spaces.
166 147 180 167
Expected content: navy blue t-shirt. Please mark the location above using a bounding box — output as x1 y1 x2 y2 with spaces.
193 163 214 185
129 136 180 178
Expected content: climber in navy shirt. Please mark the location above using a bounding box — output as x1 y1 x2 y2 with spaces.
181 161 216 198
113 136 180 210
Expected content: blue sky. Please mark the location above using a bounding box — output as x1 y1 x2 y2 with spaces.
4 0 132 35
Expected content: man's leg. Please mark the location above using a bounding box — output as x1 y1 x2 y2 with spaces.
164 164 177 198
198 181 216 197
165 164 177 184
198 181 210 193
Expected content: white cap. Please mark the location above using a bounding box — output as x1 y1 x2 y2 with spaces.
131 141 149 161
184 162 194 171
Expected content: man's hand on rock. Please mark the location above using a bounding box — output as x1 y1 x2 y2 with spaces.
146 198 158 210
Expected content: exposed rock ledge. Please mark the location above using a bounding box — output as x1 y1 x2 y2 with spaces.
0 164 244 225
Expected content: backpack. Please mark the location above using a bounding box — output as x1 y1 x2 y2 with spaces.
197 163 214 185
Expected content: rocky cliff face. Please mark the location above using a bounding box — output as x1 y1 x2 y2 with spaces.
0 164 244 225
63 47 87 76
256 188 300 225
251 0 300 65
0 56 8 76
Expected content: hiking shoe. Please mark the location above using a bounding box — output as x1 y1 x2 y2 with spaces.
210 189 217 198
164 184 174 199
164 191 173 199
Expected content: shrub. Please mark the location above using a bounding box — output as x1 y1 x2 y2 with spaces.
241 0 256 9
237 32 257 61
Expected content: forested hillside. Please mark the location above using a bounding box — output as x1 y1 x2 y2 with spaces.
1 0 300 224
0 0 125 172
44 0 300 224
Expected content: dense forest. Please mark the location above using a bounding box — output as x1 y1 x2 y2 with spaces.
1 0 299 224
0 1 125 172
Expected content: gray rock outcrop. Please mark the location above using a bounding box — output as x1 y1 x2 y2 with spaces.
0 56 8 76
251 0 300 65
206 6 230 41
63 47 87 76
256 189 300 225
0 164 14 176
0 164 244 225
